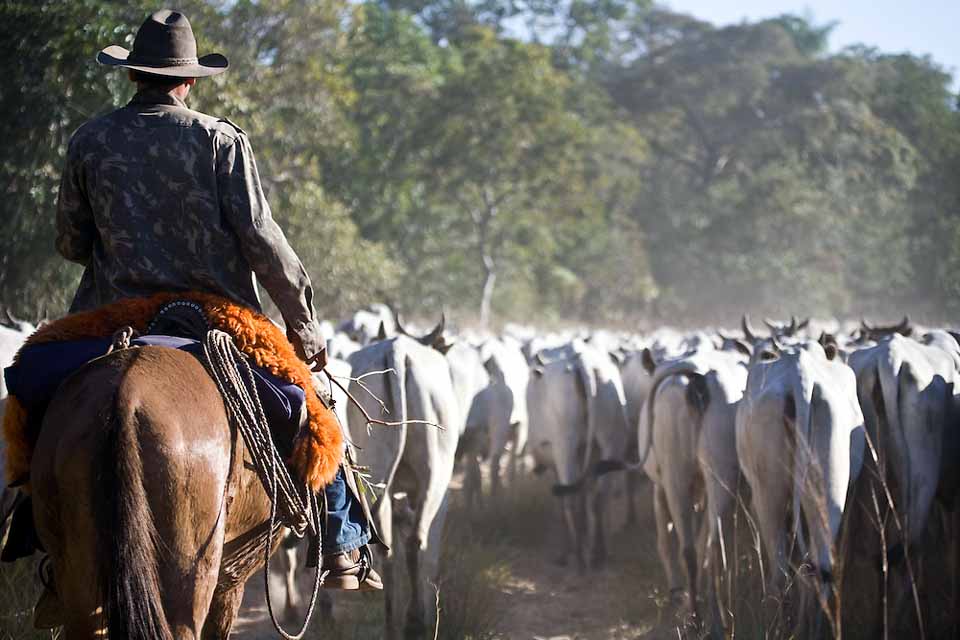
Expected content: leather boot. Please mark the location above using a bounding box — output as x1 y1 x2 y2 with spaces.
1 494 40 562
321 545 383 591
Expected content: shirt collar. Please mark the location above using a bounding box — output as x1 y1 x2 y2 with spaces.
129 89 188 109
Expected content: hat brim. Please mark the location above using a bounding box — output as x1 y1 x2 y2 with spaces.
97 45 228 77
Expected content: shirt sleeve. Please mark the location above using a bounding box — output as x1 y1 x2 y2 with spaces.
55 135 96 264
217 132 324 359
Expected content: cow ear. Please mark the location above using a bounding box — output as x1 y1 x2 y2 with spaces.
437 338 455 355
824 343 839 361
483 357 496 375
641 348 657 374
733 339 752 357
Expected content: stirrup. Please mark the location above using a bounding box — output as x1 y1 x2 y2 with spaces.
356 545 373 584
37 555 55 592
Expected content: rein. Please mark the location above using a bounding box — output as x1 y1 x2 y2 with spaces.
201 330 327 640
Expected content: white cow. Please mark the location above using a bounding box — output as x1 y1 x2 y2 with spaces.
327 331 362 361
337 303 396 345
736 340 865 599
476 337 530 492
445 342 490 437
849 332 960 550
444 341 490 505
346 335 460 639
613 347 654 525
640 345 748 619
527 340 629 570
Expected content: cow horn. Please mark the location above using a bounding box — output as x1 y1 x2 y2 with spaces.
742 314 758 343
375 321 388 342
2 308 16 328
798 317 810 330
789 316 798 334
763 317 779 332
898 316 910 331
861 318 874 332
419 313 446 348
392 306 410 337
770 334 783 352
534 353 547 366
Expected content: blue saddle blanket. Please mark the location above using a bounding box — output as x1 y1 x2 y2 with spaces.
4 335 306 430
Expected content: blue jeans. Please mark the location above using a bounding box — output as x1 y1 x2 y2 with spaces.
322 466 370 555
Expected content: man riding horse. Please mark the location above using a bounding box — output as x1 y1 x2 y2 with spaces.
1 8 382 632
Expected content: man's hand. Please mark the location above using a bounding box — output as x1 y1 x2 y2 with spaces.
287 324 327 371
305 348 328 372
287 327 308 360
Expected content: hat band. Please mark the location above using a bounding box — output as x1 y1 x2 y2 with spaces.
126 53 200 67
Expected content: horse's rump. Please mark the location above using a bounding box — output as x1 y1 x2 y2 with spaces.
31 346 250 638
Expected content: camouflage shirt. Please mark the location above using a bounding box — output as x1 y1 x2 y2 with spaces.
56 89 323 358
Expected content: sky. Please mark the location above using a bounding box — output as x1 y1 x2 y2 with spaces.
666 0 959 90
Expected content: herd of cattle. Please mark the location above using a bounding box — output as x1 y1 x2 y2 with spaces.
321 306 960 638
2 306 959 638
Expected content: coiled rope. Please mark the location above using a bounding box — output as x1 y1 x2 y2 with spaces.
201 329 327 640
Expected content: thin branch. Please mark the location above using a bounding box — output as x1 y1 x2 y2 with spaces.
327 369 398 416
323 368 446 432
431 581 441 640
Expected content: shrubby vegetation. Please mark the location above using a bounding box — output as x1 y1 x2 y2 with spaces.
1 0 957 325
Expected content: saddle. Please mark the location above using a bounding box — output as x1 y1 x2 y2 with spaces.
2 292 343 495
5 308 306 464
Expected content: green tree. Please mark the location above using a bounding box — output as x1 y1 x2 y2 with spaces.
607 13 920 319
418 27 588 324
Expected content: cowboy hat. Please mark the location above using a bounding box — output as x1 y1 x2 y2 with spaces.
97 10 228 78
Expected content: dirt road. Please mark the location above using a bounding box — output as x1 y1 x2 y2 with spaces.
233 475 686 639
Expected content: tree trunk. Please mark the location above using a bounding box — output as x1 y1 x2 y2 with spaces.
479 253 496 328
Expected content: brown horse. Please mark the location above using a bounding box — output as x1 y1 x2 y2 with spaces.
30 345 278 639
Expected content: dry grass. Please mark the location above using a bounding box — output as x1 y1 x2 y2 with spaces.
0 556 59 640
5 465 960 640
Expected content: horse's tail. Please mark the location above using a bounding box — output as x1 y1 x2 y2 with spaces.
93 399 175 640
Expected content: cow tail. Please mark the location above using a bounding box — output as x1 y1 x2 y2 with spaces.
635 361 700 470
791 372 816 557
93 403 174 640
575 359 599 479
386 341 409 445
877 353 908 540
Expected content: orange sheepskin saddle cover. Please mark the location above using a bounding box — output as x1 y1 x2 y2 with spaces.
2 292 342 492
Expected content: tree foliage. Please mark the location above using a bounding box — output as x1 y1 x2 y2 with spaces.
0 0 957 325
